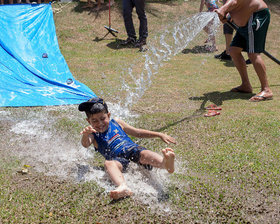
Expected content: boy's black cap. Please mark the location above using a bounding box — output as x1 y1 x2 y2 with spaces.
78 97 106 112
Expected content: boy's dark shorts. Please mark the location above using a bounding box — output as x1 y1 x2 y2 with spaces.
110 146 153 171
230 8 270 53
223 23 234 35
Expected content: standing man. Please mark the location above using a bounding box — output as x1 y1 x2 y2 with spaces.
215 0 273 102
121 0 148 48
215 0 251 64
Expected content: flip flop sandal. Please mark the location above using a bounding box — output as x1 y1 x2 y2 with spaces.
249 95 273 102
204 110 220 117
205 104 222 110
230 87 252 93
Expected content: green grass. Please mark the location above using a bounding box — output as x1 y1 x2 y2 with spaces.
1 0 280 223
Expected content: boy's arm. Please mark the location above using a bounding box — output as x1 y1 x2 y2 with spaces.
115 118 176 144
80 126 96 148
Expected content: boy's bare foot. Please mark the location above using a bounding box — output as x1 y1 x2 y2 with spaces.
162 148 175 173
110 184 133 200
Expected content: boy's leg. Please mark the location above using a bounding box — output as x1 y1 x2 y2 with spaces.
139 148 175 173
104 160 133 199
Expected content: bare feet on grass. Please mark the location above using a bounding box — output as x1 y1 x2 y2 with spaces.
110 184 133 200
162 148 175 173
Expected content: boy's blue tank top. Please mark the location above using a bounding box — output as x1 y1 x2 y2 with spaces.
93 119 139 160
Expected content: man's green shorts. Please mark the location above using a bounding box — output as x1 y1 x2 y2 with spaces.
231 8 270 53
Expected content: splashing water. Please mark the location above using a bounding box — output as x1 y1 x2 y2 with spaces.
1 106 177 210
117 12 219 114
1 12 218 210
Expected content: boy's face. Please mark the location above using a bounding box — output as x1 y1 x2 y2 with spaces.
87 112 111 133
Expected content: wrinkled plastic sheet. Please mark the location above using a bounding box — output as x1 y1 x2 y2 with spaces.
0 3 96 107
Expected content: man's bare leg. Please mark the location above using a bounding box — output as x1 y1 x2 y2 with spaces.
248 53 273 101
230 46 253 93
104 160 132 200
139 148 175 173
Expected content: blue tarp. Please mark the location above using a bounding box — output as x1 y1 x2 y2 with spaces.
0 3 96 107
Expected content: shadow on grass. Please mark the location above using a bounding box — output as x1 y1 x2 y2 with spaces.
93 37 144 51
71 0 176 19
156 91 254 132
182 45 215 54
70 1 113 23
93 35 120 43
220 59 235 67
72 0 119 15
182 46 235 67
92 37 123 48
189 90 254 109
155 110 204 133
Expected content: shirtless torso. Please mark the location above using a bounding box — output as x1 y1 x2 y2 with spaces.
216 0 268 26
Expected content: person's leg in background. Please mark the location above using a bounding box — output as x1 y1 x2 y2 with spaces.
134 0 148 47
215 23 233 60
121 0 137 45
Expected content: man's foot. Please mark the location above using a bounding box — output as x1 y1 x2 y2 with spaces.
249 90 273 102
214 50 231 60
110 184 133 200
135 38 147 48
121 37 136 46
162 148 175 173
230 86 252 94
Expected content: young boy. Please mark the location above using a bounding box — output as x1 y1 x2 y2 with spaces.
79 97 176 200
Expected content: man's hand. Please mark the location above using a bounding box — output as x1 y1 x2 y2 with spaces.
214 8 227 23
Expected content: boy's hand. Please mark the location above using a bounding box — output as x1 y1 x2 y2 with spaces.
80 126 97 135
160 133 176 145
80 126 96 148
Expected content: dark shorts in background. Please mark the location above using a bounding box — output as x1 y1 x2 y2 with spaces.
231 8 270 53
223 23 234 35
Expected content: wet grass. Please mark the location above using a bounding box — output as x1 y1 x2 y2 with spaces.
1 0 280 223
